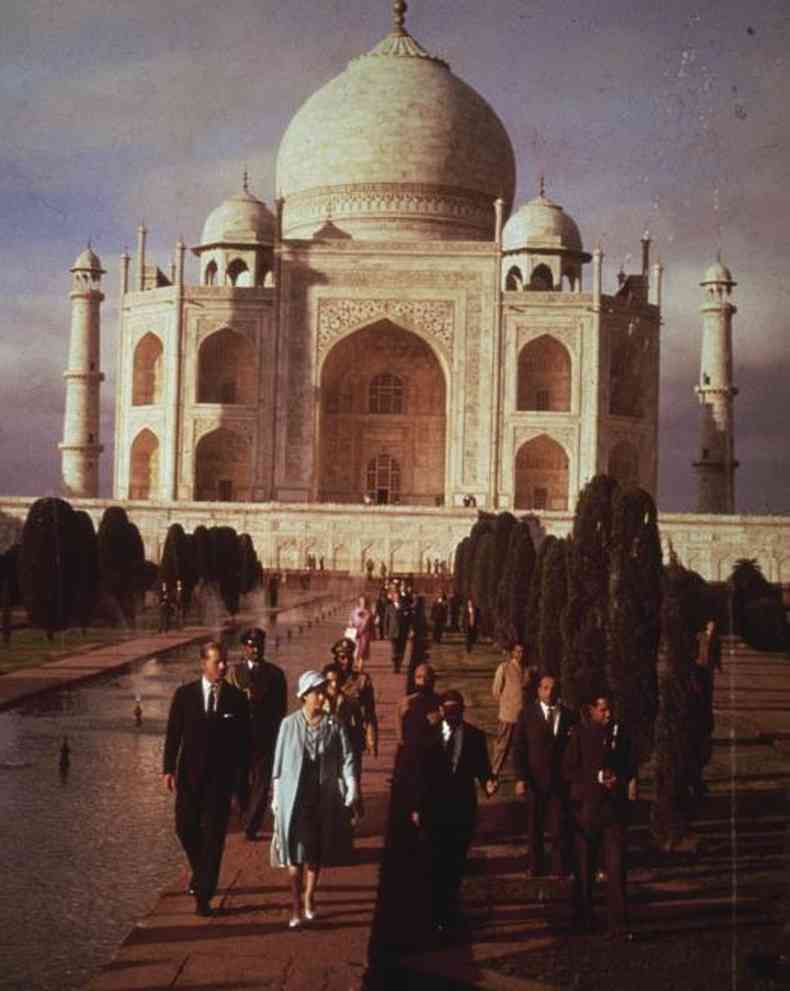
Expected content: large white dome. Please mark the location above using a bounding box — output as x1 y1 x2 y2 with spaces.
276 19 516 242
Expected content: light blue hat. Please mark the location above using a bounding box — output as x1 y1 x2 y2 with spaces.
297 670 327 699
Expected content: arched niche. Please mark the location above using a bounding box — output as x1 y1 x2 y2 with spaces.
194 427 251 502
514 434 569 510
517 334 571 412
608 440 640 489
132 333 164 406
505 265 524 291
226 258 251 287
528 263 554 291
319 320 446 505
204 260 218 286
197 328 256 404
129 428 160 499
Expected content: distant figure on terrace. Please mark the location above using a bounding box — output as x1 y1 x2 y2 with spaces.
349 595 374 666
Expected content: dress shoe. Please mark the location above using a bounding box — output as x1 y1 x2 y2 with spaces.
195 900 213 918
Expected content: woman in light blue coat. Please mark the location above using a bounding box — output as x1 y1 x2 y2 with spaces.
271 669 357 928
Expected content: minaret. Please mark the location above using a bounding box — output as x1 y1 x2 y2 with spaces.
693 256 738 513
59 246 105 497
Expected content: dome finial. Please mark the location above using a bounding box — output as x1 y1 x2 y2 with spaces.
538 174 545 198
242 165 249 194
392 0 407 34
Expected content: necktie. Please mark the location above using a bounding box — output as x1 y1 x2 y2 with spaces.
208 684 218 715
546 705 554 725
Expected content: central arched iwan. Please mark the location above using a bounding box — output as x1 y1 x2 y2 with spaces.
514 434 569 510
319 320 446 505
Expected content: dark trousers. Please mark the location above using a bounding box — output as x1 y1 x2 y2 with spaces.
244 746 275 837
428 821 473 925
572 820 628 929
527 789 570 875
175 779 232 903
432 623 444 643
464 629 478 654
391 633 407 672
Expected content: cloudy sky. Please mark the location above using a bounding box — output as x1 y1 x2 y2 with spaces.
1 0 788 512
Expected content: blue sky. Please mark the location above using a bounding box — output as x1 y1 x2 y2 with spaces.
1 0 788 511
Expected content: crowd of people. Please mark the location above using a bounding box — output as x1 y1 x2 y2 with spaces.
161 597 723 944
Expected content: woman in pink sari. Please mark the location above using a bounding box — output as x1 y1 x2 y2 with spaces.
349 595 374 666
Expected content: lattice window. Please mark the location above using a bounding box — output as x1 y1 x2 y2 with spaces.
366 454 401 504
369 373 404 415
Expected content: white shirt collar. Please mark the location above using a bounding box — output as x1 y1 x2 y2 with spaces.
202 676 221 711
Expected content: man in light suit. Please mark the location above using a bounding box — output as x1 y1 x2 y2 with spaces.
513 673 576 878
163 640 250 916
227 628 287 841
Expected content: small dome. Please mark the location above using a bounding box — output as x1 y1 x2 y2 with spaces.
702 258 735 285
199 190 275 247
72 246 103 271
503 193 585 254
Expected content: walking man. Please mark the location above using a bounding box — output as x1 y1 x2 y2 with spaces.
384 589 410 673
513 672 575 876
228 628 287 841
490 643 529 780
563 693 637 940
462 598 481 654
413 690 496 933
430 594 448 644
163 641 250 916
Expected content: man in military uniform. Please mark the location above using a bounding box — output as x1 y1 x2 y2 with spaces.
228 628 287 841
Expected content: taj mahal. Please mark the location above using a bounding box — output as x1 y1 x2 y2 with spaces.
3 1 786 581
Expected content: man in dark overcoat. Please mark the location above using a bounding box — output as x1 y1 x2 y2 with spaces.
562 693 637 940
163 640 250 916
228 627 287 841
412 690 496 932
383 590 411 673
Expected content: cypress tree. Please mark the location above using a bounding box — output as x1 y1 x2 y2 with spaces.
238 533 258 596
495 519 536 647
651 558 708 848
471 531 496 634
210 526 242 615
160 523 188 589
72 510 99 632
525 534 553 656
192 525 213 584
561 474 620 711
19 497 80 638
538 537 568 678
607 487 662 762
465 514 495 599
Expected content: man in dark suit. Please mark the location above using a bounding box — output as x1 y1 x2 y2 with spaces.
430 594 448 644
513 673 576 877
412 690 496 932
383 590 411 673
461 598 481 653
562 692 638 940
227 627 287 841
163 640 250 916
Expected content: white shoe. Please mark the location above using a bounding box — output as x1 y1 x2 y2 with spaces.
304 907 317 921
288 915 301 929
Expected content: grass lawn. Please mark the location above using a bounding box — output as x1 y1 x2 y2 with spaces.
0 610 164 676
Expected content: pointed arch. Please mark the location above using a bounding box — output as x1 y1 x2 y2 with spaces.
319 319 446 505
528 263 554 291
132 333 164 406
608 440 640 488
129 428 160 499
517 334 572 411
194 427 251 502
505 265 524 291
197 328 256 404
204 260 218 286
514 434 569 510
226 258 251 287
